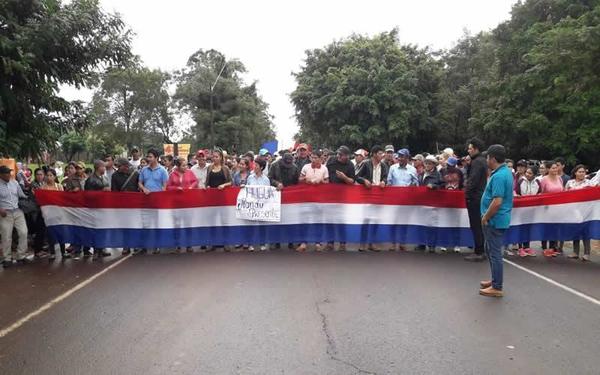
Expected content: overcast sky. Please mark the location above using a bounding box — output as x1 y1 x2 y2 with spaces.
61 0 518 148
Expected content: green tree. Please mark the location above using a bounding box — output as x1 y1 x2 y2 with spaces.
90 62 178 149
291 30 442 151
59 131 86 161
0 0 132 158
174 49 275 153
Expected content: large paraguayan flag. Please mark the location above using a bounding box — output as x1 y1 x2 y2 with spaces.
35 186 600 248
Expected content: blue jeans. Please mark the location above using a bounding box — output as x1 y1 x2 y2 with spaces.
483 225 505 290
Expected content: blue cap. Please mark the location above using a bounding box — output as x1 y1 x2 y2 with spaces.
447 157 458 167
397 148 410 157
259 148 269 156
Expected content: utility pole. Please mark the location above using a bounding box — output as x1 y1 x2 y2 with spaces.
209 60 229 148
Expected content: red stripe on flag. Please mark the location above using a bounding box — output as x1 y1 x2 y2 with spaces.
34 185 600 209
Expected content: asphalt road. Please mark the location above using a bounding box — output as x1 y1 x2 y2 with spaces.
0 248 599 375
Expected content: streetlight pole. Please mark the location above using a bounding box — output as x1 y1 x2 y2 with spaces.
209 61 229 148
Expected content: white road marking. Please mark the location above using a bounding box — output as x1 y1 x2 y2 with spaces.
0 255 131 339
504 259 600 307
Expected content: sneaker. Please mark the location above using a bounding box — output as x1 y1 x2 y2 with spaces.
504 249 516 257
122 249 131 256
582 255 590 262
543 249 557 257
296 243 307 252
16 258 32 265
315 243 324 252
2 260 12 268
260 245 267 251
439 247 448 253
525 248 537 257
453 246 461 253
83 250 92 258
567 253 579 259
248 246 255 252
518 248 527 258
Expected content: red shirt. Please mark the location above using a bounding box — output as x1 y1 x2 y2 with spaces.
167 169 198 190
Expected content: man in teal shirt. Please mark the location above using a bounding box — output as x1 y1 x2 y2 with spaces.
479 144 513 297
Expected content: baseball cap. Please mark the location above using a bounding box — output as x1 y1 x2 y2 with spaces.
76 161 86 169
412 154 424 161
196 150 205 158
0 166 12 174
297 143 309 150
354 149 366 156
397 148 410 157
385 145 395 153
259 148 269 156
447 157 459 167
424 155 438 164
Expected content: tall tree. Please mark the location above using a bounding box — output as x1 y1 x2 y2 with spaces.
0 0 132 157
174 49 275 153
90 62 178 149
291 30 442 151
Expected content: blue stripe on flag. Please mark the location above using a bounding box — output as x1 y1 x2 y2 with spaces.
46 221 600 248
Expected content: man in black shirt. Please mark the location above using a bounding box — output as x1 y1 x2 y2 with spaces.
464 138 488 262
325 146 355 252
327 146 356 185
269 152 300 189
111 158 139 192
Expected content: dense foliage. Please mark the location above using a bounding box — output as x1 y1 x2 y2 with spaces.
292 0 600 167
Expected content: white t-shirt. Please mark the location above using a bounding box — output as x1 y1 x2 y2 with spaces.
191 164 209 188
129 158 141 169
301 163 329 184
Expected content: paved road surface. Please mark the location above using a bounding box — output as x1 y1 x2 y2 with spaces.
0 249 599 374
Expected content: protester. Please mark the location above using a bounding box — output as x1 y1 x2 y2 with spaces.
441 157 464 190
539 160 564 257
295 143 311 170
269 151 300 190
110 158 139 256
353 149 367 174
83 160 111 259
232 158 250 187
384 145 395 168
191 150 209 188
555 157 570 186
565 165 593 261
129 148 142 169
412 154 425 179
387 148 418 188
514 159 528 192
297 150 329 252
138 149 169 255
39 169 68 260
31 168 46 191
167 157 198 190
419 155 443 189
111 158 139 192
104 155 117 188
356 145 388 189
514 166 541 257
162 155 175 175
139 149 169 195
0 165 31 267
243 158 270 252
139 157 148 170
479 145 513 298
355 145 388 252
464 138 487 262
62 162 83 192
326 146 356 251
206 149 232 190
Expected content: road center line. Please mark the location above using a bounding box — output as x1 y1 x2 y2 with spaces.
0 254 131 339
504 259 600 307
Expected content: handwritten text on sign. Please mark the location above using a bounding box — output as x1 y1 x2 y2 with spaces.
236 186 281 222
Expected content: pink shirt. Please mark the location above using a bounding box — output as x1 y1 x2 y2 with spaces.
539 176 564 193
301 163 329 184
167 169 198 190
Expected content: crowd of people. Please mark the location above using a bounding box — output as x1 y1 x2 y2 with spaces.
0 138 597 268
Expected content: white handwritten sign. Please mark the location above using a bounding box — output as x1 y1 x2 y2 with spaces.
236 186 281 222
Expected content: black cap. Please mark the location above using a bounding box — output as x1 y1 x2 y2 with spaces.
0 166 12 174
